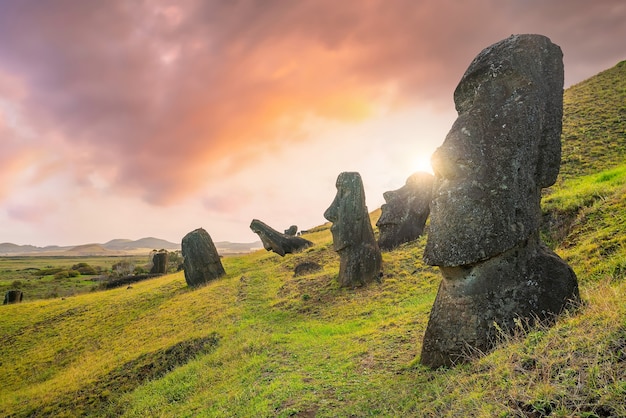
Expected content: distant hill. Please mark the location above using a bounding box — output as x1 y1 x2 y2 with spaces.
65 244 123 256
0 237 262 256
0 242 67 255
103 237 180 251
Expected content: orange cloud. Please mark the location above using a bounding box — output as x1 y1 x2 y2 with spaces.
0 0 624 209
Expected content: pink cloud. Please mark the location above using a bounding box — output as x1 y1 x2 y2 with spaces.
6 202 54 223
0 0 624 210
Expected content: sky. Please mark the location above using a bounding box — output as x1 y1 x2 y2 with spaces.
1 0 625 247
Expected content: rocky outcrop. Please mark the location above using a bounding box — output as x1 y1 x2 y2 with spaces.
324 172 382 287
250 219 313 256
377 172 434 250
181 228 226 287
420 34 580 368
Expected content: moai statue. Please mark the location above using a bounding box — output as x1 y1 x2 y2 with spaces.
284 225 298 236
181 228 226 287
150 250 169 274
324 172 382 287
376 171 434 251
420 34 580 368
250 219 313 256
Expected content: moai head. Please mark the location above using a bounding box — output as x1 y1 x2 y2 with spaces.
377 171 434 250
424 34 564 267
324 172 370 252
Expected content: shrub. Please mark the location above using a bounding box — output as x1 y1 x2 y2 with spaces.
54 271 70 280
72 263 98 275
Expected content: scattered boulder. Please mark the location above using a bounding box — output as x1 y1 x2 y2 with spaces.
284 225 298 236
150 251 169 274
420 34 580 368
3 289 23 304
324 172 382 287
250 219 313 256
181 228 226 287
294 261 323 277
376 171 434 251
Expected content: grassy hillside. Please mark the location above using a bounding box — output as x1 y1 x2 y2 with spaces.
559 60 626 179
1 61 626 417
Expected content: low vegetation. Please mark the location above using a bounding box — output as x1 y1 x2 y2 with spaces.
1 61 625 416
0 256 148 300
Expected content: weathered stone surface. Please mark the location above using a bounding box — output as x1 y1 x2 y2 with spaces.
3 289 23 304
150 251 169 274
377 171 434 251
421 234 579 367
425 34 565 267
181 228 226 287
294 261 323 277
284 225 298 236
250 219 313 256
324 172 382 287
420 34 579 368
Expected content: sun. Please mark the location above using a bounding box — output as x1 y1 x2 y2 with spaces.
412 154 434 175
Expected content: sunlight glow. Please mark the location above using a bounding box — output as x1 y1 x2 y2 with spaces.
412 154 434 175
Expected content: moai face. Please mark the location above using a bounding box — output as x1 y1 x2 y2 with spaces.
424 34 564 267
324 171 382 287
324 172 367 252
377 172 433 250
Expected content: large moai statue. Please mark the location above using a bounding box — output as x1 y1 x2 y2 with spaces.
376 171 434 251
181 228 226 287
250 219 313 256
420 34 580 368
324 172 382 287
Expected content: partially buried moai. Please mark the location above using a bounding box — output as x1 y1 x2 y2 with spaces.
420 34 580 368
181 228 226 287
376 171 434 251
324 172 382 287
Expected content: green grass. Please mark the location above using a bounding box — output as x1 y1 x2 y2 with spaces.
1 60 626 417
559 60 626 180
0 255 150 300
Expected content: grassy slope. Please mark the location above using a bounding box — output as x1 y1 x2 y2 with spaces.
1 61 626 417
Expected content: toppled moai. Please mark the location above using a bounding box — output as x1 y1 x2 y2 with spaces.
420 34 580 368
324 172 382 287
181 228 226 287
377 171 434 251
250 219 313 256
